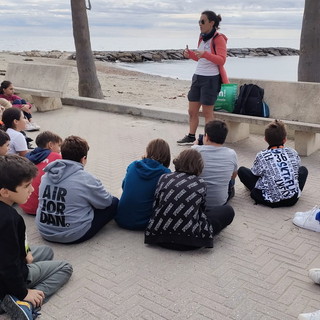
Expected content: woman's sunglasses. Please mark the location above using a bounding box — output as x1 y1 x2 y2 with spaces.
198 19 207 25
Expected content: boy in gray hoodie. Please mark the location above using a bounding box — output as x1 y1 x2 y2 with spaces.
36 135 119 244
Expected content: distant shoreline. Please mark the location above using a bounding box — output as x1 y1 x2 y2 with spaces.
2 47 299 63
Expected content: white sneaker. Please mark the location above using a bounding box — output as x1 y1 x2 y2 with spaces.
293 206 320 232
295 206 320 217
309 268 320 285
25 122 40 132
298 310 320 320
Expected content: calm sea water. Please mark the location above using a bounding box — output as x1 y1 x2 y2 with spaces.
117 56 299 82
0 35 300 82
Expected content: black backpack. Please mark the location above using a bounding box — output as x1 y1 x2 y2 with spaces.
234 84 269 117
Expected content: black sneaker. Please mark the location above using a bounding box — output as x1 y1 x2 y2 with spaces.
177 135 196 145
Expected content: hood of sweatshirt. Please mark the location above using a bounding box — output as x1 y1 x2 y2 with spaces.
43 159 84 184
26 147 51 164
134 158 168 180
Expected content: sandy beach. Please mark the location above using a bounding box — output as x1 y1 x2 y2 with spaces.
0 52 191 112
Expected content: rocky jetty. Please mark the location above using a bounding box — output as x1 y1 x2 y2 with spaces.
4 47 299 63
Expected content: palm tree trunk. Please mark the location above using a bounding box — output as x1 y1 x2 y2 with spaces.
298 0 320 82
70 0 104 98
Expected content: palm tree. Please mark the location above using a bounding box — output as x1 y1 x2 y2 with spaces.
70 0 104 98
298 0 320 82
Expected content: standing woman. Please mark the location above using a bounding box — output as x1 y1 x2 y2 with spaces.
177 11 229 145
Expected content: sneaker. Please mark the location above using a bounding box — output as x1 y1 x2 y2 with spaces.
293 206 320 232
298 310 320 320
0 295 34 319
25 122 40 132
295 205 320 217
309 268 320 285
177 135 195 145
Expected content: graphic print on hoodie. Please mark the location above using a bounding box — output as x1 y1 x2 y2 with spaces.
36 159 113 243
115 158 171 230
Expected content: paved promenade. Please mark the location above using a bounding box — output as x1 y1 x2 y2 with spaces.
2 105 320 320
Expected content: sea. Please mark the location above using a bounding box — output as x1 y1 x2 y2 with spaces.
0 35 300 82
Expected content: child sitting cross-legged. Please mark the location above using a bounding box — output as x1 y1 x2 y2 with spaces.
0 154 72 320
238 119 308 207
145 149 235 251
115 138 171 230
36 135 119 244
20 131 63 215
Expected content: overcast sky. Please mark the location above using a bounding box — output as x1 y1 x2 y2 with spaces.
0 0 305 50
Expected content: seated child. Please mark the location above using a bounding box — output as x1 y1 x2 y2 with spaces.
238 119 308 207
145 149 235 251
0 154 72 319
36 135 119 244
0 130 10 156
2 107 29 156
115 138 171 230
0 80 40 131
20 131 63 215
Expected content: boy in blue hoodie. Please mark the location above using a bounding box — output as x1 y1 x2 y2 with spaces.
36 135 119 244
115 139 171 230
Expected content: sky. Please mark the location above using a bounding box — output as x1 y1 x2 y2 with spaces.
0 0 305 50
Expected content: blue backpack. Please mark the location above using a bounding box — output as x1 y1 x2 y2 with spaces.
233 84 269 117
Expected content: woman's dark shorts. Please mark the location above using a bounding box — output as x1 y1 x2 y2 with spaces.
188 74 221 106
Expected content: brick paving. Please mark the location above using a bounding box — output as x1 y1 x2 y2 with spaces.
1 105 320 320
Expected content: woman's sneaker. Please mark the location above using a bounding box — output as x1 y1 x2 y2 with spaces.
177 135 196 145
293 206 320 232
0 295 36 320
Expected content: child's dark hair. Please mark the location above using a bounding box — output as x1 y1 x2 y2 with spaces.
61 135 89 162
205 120 228 144
202 10 222 29
265 119 287 146
0 154 37 192
36 131 62 149
173 149 204 176
0 80 12 94
144 138 171 168
2 107 23 130
0 129 10 146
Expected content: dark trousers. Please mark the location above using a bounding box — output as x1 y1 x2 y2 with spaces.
159 205 235 251
238 166 308 208
70 197 119 244
12 99 32 121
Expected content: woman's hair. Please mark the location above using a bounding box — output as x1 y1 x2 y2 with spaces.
2 107 23 130
265 119 287 146
202 10 222 29
145 138 171 168
173 149 204 176
36 131 62 149
61 135 89 163
0 80 12 94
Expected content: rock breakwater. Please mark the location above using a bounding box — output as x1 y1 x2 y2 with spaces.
5 47 299 63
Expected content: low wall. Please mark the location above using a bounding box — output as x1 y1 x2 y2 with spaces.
229 78 320 125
